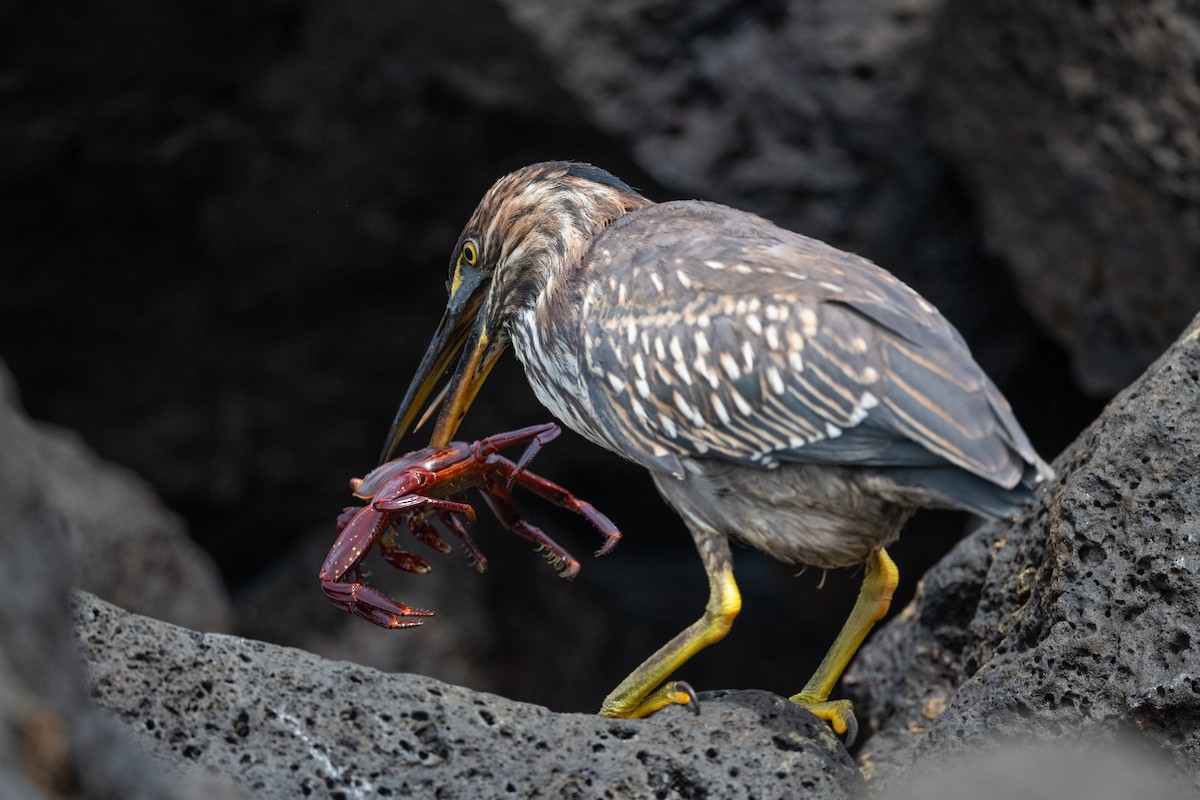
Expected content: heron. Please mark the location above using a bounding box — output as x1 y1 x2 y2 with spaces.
382 161 1051 738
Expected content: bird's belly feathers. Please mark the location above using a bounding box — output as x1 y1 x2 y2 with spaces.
652 459 916 569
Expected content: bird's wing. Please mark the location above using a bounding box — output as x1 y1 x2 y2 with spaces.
578 201 1041 488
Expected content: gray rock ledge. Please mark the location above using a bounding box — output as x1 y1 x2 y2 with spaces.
73 592 864 800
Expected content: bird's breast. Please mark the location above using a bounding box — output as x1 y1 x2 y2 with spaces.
508 305 619 454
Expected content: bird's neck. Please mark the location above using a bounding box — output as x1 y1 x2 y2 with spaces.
494 186 653 325
499 187 651 451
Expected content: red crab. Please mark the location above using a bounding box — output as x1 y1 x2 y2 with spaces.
320 422 622 628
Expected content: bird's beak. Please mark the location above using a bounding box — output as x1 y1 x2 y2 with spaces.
380 269 504 462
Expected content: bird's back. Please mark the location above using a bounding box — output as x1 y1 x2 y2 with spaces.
568 200 1050 520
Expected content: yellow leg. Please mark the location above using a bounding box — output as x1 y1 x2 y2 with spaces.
790 547 898 739
600 534 741 719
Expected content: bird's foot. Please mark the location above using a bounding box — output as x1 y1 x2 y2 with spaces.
789 695 859 747
602 681 699 719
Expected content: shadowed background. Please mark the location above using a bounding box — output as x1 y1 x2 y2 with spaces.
4 0 1194 713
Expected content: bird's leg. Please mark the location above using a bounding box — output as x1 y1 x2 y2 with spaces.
789 547 898 743
600 528 741 719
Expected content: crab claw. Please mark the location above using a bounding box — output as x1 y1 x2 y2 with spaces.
334 506 361 532
375 494 477 524
320 580 433 629
382 548 432 574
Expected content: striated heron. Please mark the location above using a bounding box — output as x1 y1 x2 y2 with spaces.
382 161 1051 736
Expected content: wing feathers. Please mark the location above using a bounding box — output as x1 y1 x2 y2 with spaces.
575 201 1045 494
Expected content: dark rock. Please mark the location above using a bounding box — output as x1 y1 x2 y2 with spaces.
0 363 233 632
0 364 245 799
499 0 940 237
926 1 1200 395
847 314 1200 792
495 0 1043 383
0 0 651 586
74 591 866 800
882 742 1193 800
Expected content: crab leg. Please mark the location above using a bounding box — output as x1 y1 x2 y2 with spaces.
472 423 560 467
477 474 584 578
437 503 489 573
378 525 433 573
499 458 623 557
470 422 561 484
375 492 476 522
320 580 432 629
407 514 455 555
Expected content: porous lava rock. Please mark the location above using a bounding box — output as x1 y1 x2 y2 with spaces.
0 364 245 799
74 592 865 800
847 314 1200 793
925 0 1200 394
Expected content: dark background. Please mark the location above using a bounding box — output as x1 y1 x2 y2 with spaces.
4 0 1195 712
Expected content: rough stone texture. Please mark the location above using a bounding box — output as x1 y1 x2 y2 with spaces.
926 1 1200 395
0 362 233 633
0 367 246 799
847 314 1200 793
74 592 865 800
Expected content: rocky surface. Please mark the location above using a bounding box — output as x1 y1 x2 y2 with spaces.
925 1 1200 395
847 313 1200 793
0 366 246 799
880 742 1193 800
0 364 233 633
496 0 1046 391
74 591 864 800
499 0 943 241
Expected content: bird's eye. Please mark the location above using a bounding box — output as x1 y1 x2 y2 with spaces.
460 241 479 267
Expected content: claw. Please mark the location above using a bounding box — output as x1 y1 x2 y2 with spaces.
320 579 433 629
676 681 700 715
797 698 859 747
381 548 431 574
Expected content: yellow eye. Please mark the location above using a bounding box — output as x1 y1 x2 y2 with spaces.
460 240 479 266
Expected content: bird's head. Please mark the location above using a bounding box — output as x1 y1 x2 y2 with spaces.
381 162 650 461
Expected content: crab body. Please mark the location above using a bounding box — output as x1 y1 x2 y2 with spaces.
320 423 621 628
